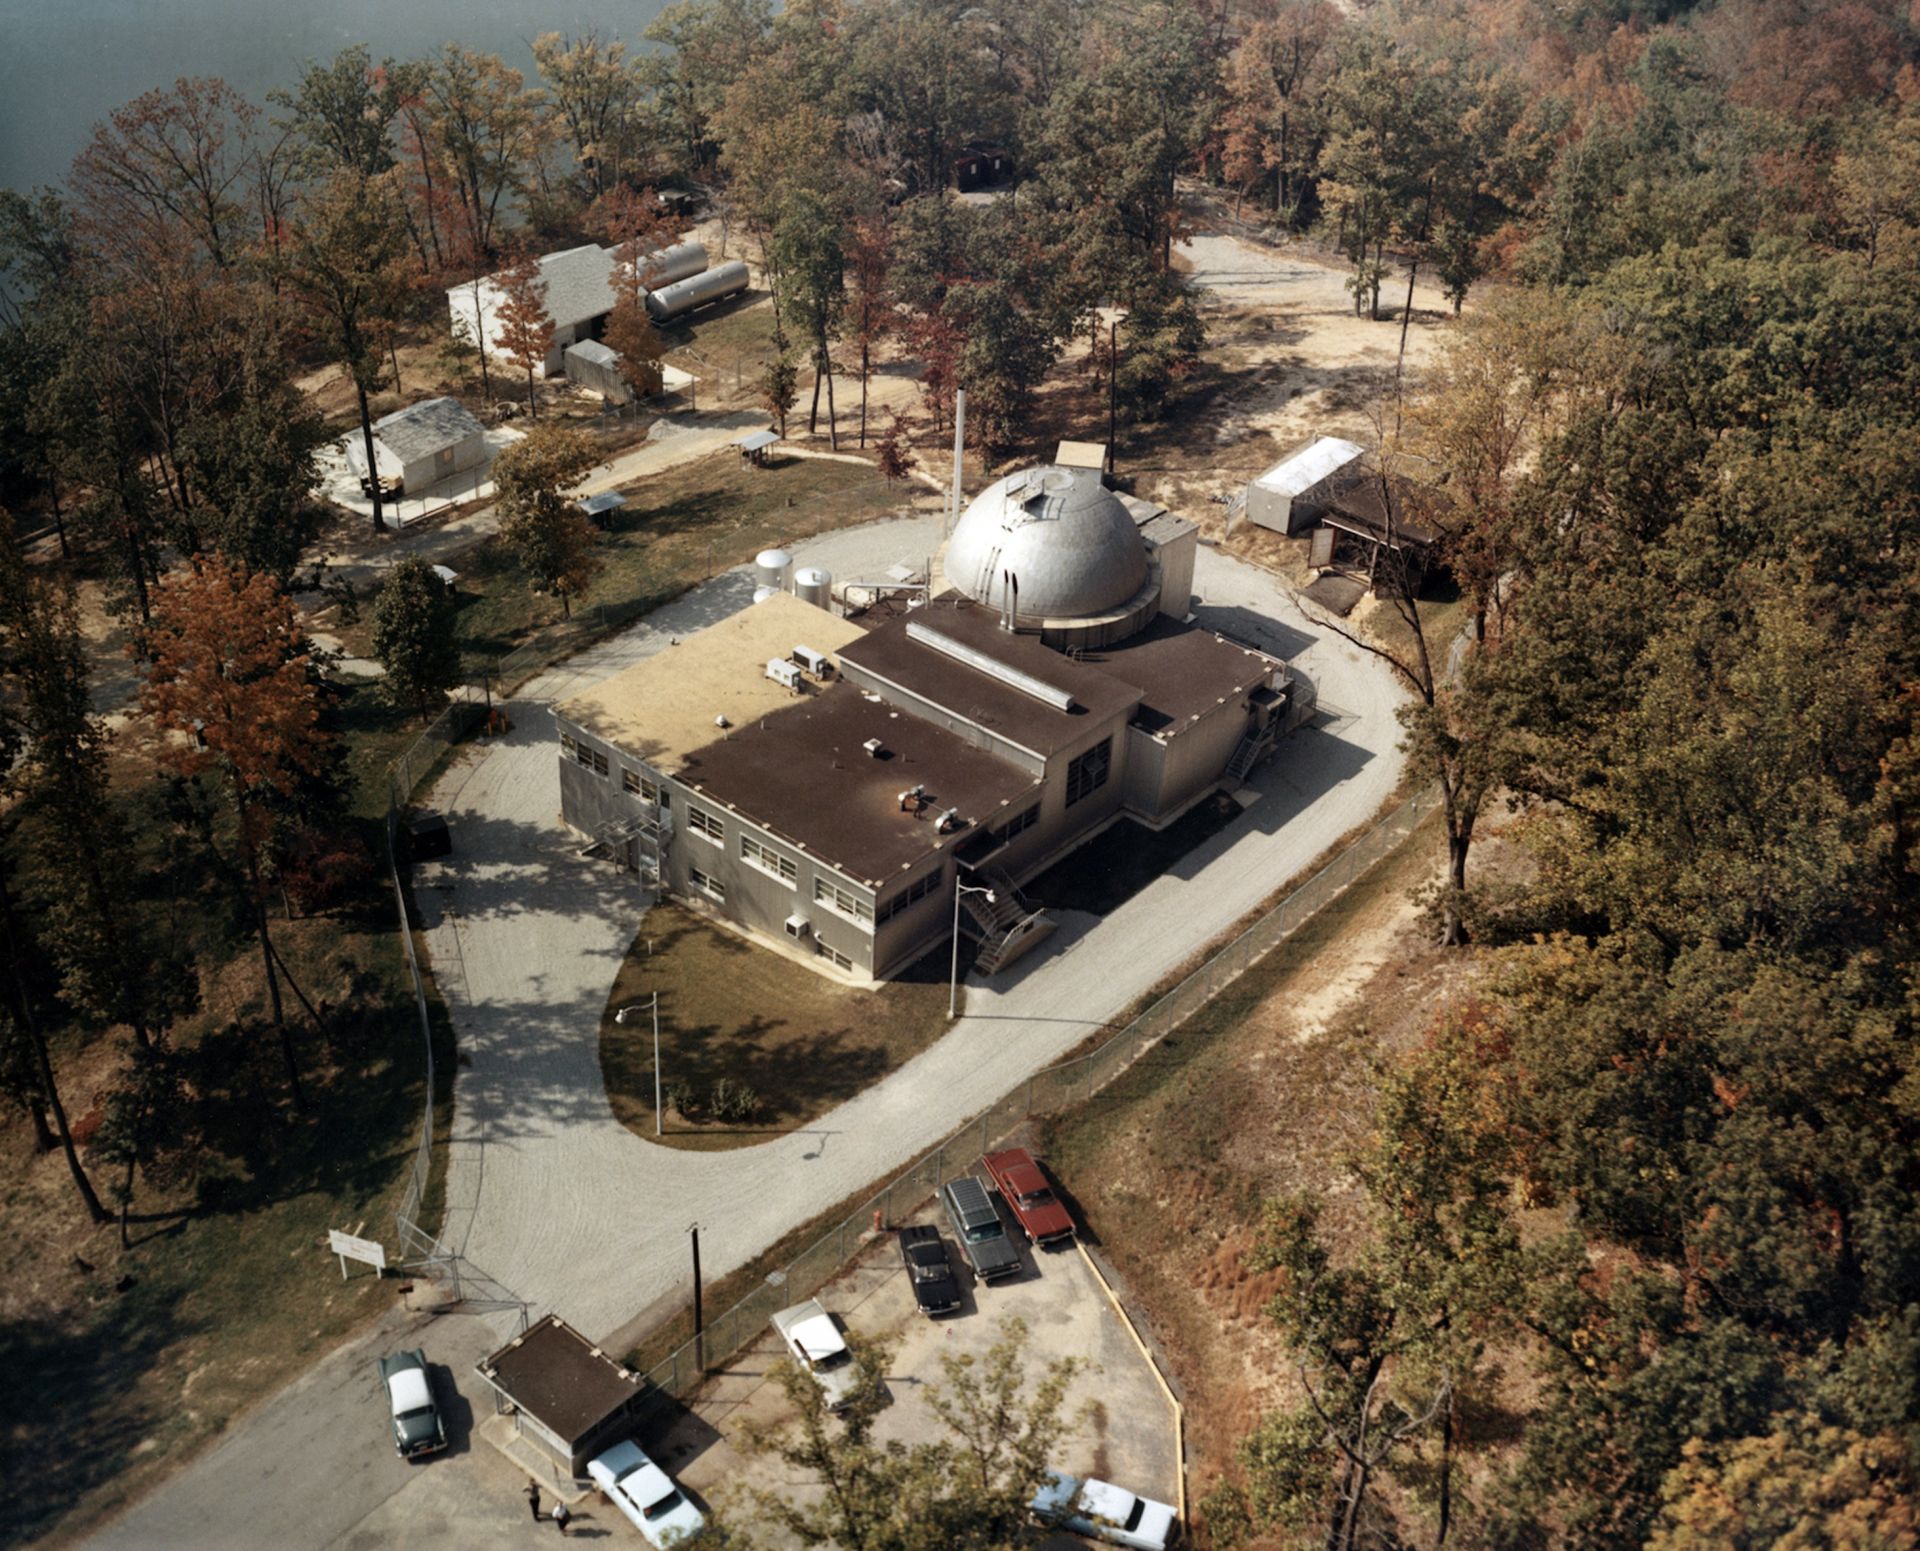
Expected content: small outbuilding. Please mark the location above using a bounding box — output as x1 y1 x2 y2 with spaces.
735 428 780 467
574 491 627 529
346 397 489 498
1319 475 1447 595
563 339 636 405
1246 437 1367 536
474 1314 650 1482
1054 439 1109 474
952 144 1013 191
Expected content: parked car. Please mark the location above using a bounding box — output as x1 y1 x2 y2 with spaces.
939 1174 1023 1283
587 1438 707 1547
982 1147 1076 1245
1031 1469 1179 1551
897 1224 962 1315
376 1350 446 1460
770 1298 861 1410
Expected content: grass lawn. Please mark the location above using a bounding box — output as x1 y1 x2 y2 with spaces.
335 451 911 682
0 679 457 1549
599 902 954 1151
1025 793 1246 916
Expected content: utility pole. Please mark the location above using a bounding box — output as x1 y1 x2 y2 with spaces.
652 992 662 1136
690 1223 705 1374
1107 316 1118 478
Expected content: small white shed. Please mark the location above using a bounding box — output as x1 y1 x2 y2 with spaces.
347 397 489 496
564 339 635 404
1247 438 1366 535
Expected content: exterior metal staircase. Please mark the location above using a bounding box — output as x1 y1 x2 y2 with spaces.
1225 723 1277 783
589 803 673 884
961 866 1050 975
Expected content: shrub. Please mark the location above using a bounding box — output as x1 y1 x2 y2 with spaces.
707 1077 762 1124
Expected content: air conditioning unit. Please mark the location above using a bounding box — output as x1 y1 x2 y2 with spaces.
863 738 886 758
793 645 831 678
784 914 812 939
766 657 803 690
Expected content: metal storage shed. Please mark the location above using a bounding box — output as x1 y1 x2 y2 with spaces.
1246 437 1366 536
563 339 634 404
346 397 488 497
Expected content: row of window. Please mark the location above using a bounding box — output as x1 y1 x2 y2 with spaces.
995 802 1040 842
560 733 609 777
741 834 797 882
816 942 854 972
876 868 942 925
1065 737 1112 808
621 768 667 807
689 867 725 902
688 805 724 842
815 877 873 924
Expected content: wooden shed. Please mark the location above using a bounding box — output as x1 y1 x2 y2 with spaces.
347 397 489 498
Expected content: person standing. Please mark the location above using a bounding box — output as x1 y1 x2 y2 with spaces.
550 1500 572 1535
525 1480 542 1522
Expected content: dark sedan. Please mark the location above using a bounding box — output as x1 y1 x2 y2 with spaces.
897 1224 962 1315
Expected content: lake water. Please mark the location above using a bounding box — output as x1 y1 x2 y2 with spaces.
0 0 669 195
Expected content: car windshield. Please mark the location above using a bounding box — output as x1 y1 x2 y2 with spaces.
1019 1188 1055 1208
615 1460 648 1485
1122 1499 1147 1531
965 1221 1005 1243
398 1407 435 1422
814 1348 850 1369
643 1489 685 1520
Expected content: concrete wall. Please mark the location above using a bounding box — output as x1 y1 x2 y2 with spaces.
1154 526 1197 619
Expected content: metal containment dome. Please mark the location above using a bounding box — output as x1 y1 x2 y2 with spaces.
945 467 1149 621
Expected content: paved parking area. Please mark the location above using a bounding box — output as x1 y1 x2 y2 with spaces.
646 1198 1181 1544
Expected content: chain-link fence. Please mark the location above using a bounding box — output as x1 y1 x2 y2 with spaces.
637 779 1444 1399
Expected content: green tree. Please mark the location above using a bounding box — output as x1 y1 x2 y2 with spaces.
493 425 603 618
760 354 800 438
744 1317 1079 1551
370 558 462 716
771 189 847 445
271 45 404 177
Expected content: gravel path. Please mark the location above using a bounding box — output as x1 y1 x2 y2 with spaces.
417 518 1405 1344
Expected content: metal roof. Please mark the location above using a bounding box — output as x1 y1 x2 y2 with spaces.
945 466 1149 620
530 244 618 328
565 338 620 367
1253 437 1366 497
576 491 627 516
372 397 486 465
735 430 780 453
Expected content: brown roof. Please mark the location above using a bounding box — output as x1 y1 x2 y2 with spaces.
1093 616 1281 738
836 599 1142 759
675 681 1041 887
477 1315 642 1446
555 593 869 774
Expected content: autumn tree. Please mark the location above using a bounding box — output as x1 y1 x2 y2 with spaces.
492 252 553 420
424 46 540 261
760 353 799 437
846 214 893 447
271 45 403 178
595 185 689 398
141 557 328 1110
70 76 262 269
370 557 462 716
533 30 648 199
281 168 411 533
771 189 848 445
874 412 916 484
492 426 604 618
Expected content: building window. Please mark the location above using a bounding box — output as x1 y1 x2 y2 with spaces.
816 941 854 972
623 768 642 794
1064 738 1112 807
688 805 723 844
624 769 664 805
560 733 578 758
876 868 943 925
689 867 726 902
995 802 1039 842
814 876 873 926
741 835 797 884
565 733 607 776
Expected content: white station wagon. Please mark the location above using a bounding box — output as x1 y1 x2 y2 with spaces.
1031 1469 1179 1551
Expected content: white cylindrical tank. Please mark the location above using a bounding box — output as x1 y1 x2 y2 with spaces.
756 548 793 591
645 261 751 322
753 585 779 605
634 239 707 290
793 566 832 609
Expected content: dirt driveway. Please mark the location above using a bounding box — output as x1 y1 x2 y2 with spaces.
655 1198 1181 1542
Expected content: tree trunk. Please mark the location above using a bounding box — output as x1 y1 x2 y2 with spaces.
248 849 306 1111
119 1157 135 1250
46 470 69 559
824 354 837 451
525 366 538 422
858 340 870 449
469 284 491 398
1441 807 1473 947
389 331 403 397
357 381 386 534
1436 1387 1456 1547
808 358 823 435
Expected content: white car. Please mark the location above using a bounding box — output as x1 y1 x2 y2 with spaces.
586 1439 705 1547
770 1298 860 1410
1031 1469 1179 1551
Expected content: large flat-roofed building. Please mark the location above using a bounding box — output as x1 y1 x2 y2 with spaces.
554 469 1302 982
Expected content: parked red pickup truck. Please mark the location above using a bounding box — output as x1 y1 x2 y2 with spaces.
982 1148 1075 1246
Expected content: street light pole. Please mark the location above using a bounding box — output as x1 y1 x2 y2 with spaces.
950 881 997 1020
1107 316 1118 478
652 992 662 1136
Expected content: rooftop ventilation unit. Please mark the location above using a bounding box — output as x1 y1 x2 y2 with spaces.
937 807 960 833
863 738 886 758
766 657 803 690
904 621 1076 711
793 645 832 677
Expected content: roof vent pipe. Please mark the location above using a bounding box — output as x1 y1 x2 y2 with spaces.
949 389 967 535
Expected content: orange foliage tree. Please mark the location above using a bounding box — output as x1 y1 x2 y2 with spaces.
493 251 553 419
141 557 328 1109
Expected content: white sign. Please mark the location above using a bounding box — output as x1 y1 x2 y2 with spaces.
329 1229 388 1278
